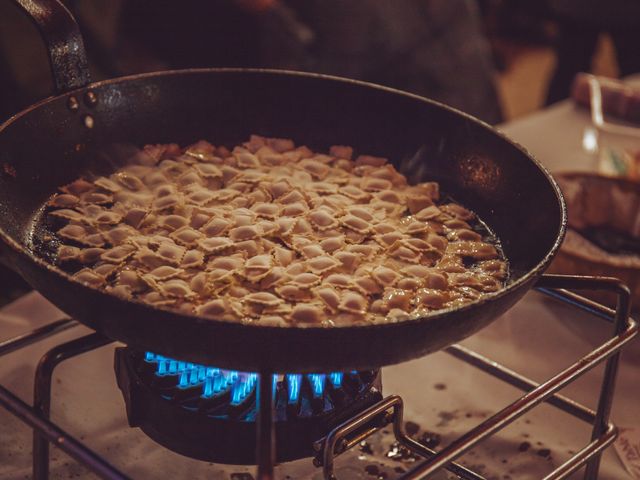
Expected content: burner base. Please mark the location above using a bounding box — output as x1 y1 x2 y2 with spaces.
114 348 382 464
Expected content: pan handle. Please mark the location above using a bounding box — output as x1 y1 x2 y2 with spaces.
11 0 90 94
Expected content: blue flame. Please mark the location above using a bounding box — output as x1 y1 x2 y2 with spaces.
231 373 258 405
178 370 190 388
330 372 343 388
144 352 347 407
308 374 326 398
287 374 302 404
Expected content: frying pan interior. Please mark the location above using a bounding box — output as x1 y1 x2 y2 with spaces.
0 70 566 371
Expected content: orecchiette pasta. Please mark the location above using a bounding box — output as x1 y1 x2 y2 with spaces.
46 135 507 326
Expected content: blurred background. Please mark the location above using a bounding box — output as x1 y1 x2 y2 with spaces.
1 0 638 125
1 0 639 299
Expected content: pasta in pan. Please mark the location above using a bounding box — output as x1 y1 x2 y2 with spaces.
46 135 508 326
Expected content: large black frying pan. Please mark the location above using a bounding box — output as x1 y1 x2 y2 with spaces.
0 0 566 373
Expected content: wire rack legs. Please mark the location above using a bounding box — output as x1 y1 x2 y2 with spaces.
0 321 129 479
33 332 114 479
256 371 276 479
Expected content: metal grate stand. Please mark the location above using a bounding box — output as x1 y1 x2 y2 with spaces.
32 333 115 479
0 321 128 479
0 273 636 480
317 275 638 480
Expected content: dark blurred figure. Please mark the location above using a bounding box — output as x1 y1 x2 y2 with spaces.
546 0 640 104
116 0 263 72
0 0 502 123
0 1 49 120
0 53 23 119
482 0 552 45
477 0 555 73
115 0 502 123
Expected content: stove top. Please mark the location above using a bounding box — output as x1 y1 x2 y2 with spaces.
0 288 637 479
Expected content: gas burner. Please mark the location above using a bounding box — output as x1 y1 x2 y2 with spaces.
114 348 382 464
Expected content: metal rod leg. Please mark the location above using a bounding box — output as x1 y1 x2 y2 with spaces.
0 318 77 357
256 372 275 480
0 384 130 480
33 332 112 480
582 352 621 480
584 289 631 479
